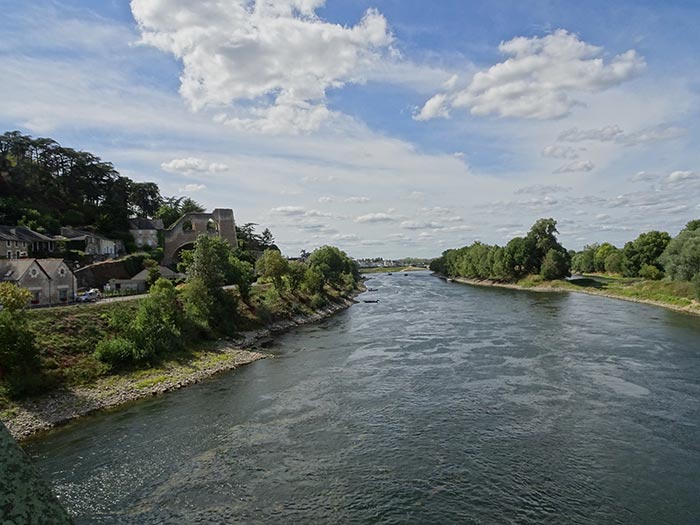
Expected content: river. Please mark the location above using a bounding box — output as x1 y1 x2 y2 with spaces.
26 271 700 524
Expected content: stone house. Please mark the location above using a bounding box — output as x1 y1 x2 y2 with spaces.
0 259 77 306
128 218 164 249
104 265 185 294
59 228 123 257
0 226 30 259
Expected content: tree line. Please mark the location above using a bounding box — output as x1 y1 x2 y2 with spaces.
430 218 700 289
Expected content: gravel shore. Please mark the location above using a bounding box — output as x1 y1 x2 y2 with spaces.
4 297 357 441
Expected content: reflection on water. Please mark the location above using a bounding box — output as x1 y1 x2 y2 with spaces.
27 272 700 524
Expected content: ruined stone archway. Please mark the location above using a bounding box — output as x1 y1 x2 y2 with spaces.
162 209 237 266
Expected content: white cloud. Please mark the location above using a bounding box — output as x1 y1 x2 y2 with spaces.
355 212 397 223
400 220 444 230
131 0 394 133
413 93 449 121
541 145 580 159
558 125 684 145
553 160 595 173
271 206 307 216
345 196 371 203
416 29 644 121
318 196 334 203
161 157 228 174
667 170 698 183
332 233 359 241
179 183 207 192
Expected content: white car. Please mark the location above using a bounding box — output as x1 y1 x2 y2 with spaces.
76 289 101 302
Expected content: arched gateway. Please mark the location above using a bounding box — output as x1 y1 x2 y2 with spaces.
162 208 237 265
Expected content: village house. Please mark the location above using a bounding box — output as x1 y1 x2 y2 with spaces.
0 258 77 306
59 227 124 257
0 226 31 259
104 265 185 294
128 218 164 249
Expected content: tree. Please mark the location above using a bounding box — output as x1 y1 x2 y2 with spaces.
256 249 289 292
594 243 617 272
604 251 624 274
659 227 700 282
526 218 565 271
187 235 233 290
540 248 571 280
260 228 275 249
622 230 672 277
308 245 359 284
0 283 40 396
130 182 162 217
287 260 307 292
0 282 31 313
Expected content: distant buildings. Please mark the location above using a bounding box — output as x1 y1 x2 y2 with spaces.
0 259 77 306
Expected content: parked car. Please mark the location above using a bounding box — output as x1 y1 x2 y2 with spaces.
76 289 101 302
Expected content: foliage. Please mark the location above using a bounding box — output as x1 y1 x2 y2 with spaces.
256 249 289 292
0 283 31 313
604 250 624 274
308 245 360 284
0 283 40 397
287 260 307 292
0 131 161 236
659 226 700 282
541 248 571 280
303 266 325 294
622 230 671 277
93 337 138 367
638 264 663 280
430 218 569 282
156 196 205 228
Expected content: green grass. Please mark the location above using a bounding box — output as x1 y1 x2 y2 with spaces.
1 280 360 410
525 275 698 309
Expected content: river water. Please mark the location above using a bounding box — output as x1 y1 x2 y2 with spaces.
26 271 700 524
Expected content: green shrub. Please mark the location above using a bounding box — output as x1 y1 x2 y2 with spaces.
639 264 663 281
310 293 327 310
94 337 138 366
0 310 42 397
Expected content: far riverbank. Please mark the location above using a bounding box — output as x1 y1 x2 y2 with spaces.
438 274 700 317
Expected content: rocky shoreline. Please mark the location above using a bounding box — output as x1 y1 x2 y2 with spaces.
4 296 358 442
443 275 700 317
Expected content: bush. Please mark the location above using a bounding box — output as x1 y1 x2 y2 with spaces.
0 310 41 397
639 264 663 281
94 337 138 366
310 293 327 310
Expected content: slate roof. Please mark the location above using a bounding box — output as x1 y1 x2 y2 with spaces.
129 218 164 230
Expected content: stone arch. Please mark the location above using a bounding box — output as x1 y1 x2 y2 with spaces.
161 208 237 266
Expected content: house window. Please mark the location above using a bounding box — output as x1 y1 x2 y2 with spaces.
59 289 68 302
29 268 38 278
6 251 11 259
58 267 67 277
31 290 40 304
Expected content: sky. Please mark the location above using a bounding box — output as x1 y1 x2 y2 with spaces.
1 0 699 258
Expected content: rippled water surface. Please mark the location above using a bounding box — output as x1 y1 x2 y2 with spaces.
27 272 700 524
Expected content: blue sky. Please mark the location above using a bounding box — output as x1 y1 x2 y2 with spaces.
1 0 699 257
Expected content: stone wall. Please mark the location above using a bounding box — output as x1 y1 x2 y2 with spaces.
162 208 237 265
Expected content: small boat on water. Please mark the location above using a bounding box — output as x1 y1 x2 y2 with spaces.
363 299 379 303
446 278 454 282
387 272 393 275
367 288 378 292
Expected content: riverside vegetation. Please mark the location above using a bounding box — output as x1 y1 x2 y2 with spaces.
0 237 361 419
430 218 700 313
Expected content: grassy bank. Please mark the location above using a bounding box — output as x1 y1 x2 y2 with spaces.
446 274 700 316
360 266 428 274
0 282 360 432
